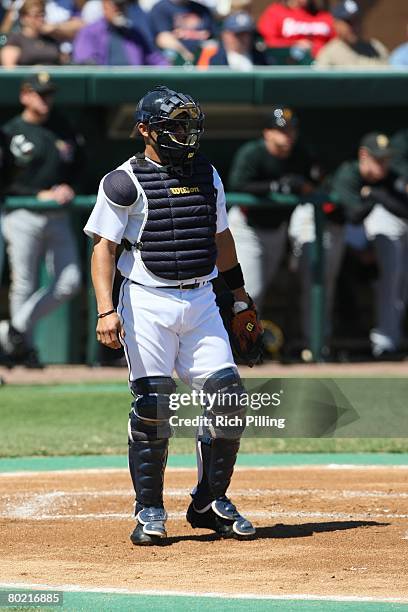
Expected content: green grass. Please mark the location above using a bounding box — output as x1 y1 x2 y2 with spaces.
0 382 407 457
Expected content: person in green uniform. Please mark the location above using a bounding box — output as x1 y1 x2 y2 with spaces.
0 73 83 367
228 106 316 313
331 132 408 358
0 129 12 199
228 106 335 353
0 129 13 282
390 128 408 179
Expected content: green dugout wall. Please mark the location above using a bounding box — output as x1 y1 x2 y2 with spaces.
0 67 407 364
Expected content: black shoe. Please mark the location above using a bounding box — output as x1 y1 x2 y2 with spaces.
372 349 405 362
187 497 255 538
130 522 165 546
0 321 42 367
130 507 167 546
22 349 44 369
6 323 30 358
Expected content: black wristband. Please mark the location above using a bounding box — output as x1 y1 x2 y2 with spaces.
97 309 116 319
220 263 245 291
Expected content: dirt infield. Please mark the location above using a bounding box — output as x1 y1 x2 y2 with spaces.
1 465 407 599
0 361 407 385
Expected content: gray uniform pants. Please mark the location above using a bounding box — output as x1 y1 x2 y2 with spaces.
227 206 288 312
1 209 81 340
291 225 345 345
364 205 408 353
370 234 408 353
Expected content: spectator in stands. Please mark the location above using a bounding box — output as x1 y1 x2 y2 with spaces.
331 132 408 359
150 0 215 63
257 0 334 59
73 0 168 65
80 0 104 23
42 0 84 42
198 11 268 68
390 25 408 67
0 0 19 34
1 0 61 66
81 0 155 47
315 0 389 67
391 128 408 178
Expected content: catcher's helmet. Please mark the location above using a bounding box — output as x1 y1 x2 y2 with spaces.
134 85 204 175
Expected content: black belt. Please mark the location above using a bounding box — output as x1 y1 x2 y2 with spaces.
131 280 208 290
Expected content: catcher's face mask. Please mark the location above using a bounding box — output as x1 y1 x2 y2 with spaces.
134 86 204 176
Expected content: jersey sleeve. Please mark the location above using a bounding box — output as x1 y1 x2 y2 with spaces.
213 166 229 233
83 170 141 243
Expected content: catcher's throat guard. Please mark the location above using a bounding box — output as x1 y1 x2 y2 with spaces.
134 85 204 176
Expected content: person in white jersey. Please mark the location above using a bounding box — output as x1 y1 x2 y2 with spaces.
84 85 262 546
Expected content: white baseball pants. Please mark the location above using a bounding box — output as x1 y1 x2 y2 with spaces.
118 279 236 386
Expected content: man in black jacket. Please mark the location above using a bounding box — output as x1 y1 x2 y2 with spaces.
0 73 82 366
0 129 12 199
228 107 315 314
332 132 408 358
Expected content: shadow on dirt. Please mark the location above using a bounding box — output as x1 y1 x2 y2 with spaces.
250 520 389 539
158 520 388 545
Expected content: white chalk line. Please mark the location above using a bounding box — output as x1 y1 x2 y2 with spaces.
2 485 408 521
4 491 66 519
0 581 407 604
1 464 408 478
5 486 408 499
1 509 406 521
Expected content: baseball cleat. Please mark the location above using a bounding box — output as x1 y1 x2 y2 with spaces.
130 507 167 546
0 321 43 368
186 496 256 538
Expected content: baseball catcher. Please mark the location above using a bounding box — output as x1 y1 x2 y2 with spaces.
85 85 262 545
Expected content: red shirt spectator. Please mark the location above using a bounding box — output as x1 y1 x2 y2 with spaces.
258 0 334 58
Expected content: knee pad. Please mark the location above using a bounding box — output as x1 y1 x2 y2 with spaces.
201 367 247 439
129 376 176 441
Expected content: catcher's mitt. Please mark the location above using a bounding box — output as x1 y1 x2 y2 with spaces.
216 291 263 367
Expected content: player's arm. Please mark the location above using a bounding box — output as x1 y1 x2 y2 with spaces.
331 163 374 224
85 169 139 348
91 235 123 349
215 228 249 305
216 228 263 367
228 145 271 196
213 166 249 304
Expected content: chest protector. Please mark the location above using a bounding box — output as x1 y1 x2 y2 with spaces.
130 154 218 281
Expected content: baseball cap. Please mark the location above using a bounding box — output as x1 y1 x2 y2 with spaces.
264 106 298 130
21 72 56 94
360 132 392 158
332 0 360 21
222 11 255 33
